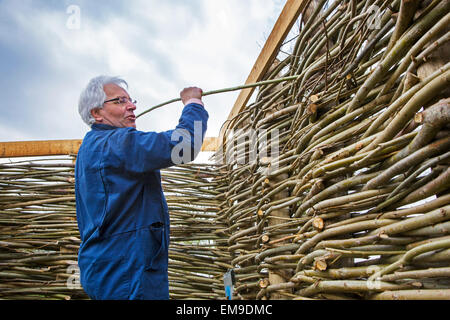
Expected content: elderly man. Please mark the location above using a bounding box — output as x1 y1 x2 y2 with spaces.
75 75 208 299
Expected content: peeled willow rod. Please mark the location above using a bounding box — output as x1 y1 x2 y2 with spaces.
135 75 299 118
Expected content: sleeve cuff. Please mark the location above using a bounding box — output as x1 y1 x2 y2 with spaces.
184 98 204 107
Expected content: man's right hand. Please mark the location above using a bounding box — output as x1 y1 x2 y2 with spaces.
180 87 203 106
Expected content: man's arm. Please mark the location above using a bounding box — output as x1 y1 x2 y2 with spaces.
104 87 209 174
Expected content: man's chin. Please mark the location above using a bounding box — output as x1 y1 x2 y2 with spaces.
125 119 136 128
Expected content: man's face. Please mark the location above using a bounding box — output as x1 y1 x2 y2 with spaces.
91 83 137 128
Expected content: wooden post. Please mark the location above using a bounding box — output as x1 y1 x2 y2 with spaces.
216 0 309 299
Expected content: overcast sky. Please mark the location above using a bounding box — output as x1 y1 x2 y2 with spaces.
0 0 286 150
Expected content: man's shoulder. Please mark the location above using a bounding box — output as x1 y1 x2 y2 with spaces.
81 126 142 154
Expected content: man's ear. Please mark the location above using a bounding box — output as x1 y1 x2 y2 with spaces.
90 108 103 122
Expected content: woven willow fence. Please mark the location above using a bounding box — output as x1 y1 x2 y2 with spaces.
0 158 228 299
1 0 450 300
212 0 450 300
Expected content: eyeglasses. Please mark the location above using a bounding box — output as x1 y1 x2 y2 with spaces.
104 96 137 105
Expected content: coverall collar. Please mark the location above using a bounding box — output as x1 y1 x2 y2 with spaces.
91 123 120 131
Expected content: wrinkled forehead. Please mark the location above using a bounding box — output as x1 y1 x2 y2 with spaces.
103 83 129 98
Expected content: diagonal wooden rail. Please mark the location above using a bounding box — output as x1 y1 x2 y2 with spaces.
0 137 218 158
217 0 308 149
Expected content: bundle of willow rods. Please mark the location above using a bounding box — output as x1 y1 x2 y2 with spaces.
0 157 229 300
0 157 86 300
212 0 450 300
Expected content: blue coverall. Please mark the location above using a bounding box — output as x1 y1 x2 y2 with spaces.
75 102 208 299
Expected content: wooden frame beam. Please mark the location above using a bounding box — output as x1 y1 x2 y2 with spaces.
218 0 307 148
0 140 82 158
0 137 218 158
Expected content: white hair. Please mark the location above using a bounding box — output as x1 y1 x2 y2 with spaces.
78 75 128 126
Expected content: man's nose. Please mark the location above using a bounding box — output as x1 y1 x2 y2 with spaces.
126 102 136 110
